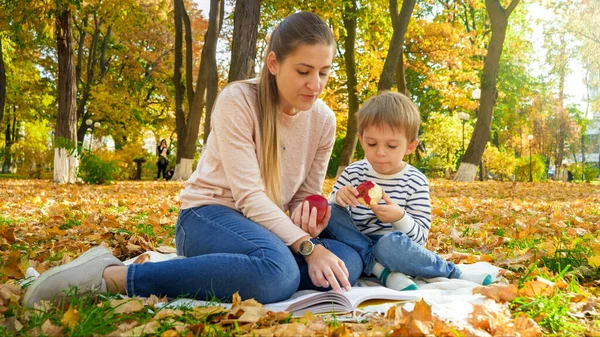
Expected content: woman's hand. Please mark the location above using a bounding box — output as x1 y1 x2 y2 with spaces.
290 200 331 238
334 185 359 208
370 191 405 223
305 245 352 292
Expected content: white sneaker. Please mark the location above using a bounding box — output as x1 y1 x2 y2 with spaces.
23 246 123 307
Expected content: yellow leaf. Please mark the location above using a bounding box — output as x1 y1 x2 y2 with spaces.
60 305 79 329
519 277 555 297
588 255 600 268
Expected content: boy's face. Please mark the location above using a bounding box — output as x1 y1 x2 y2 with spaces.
358 124 419 175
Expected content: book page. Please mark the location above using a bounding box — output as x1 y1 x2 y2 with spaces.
264 286 423 317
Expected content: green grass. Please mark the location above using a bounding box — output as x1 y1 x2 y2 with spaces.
511 293 585 335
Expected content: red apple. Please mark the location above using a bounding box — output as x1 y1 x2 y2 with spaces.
356 181 383 207
303 194 328 222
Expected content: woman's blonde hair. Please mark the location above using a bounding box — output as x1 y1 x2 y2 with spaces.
357 91 421 142
252 12 334 208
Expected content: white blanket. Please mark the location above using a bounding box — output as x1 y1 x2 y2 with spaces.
26 251 504 327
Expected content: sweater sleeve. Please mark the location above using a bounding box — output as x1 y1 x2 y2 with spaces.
211 85 308 245
391 180 431 245
289 114 336 213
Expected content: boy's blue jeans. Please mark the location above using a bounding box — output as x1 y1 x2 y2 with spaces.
322 204 461 279
125 205 362 304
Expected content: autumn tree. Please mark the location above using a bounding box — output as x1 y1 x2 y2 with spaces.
76 0 177 149
455 0 520 182
172 0 223 180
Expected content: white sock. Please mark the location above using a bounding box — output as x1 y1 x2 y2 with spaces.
371 262 418 291
458 272 493 285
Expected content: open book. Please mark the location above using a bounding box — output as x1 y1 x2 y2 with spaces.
263 286 422 317
165 286 422 317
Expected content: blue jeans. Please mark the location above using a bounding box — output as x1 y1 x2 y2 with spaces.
126 205 362 303
322 204 461 279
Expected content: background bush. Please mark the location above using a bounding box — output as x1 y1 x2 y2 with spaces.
515 155 546 182
483 145 517 181
569 162 600 182
78 150 120 184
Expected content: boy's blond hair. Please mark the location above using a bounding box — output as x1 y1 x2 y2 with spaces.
357 91 420 142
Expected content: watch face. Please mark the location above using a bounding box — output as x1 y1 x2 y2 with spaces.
299 240 314 256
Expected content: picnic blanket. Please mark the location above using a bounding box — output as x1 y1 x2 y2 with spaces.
123 251 504 327
25 250 504 328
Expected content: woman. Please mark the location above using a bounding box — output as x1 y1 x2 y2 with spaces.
156 139 169 180
24 12 361 307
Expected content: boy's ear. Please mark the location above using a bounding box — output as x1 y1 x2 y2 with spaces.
405 139 419 155
357 133 364 148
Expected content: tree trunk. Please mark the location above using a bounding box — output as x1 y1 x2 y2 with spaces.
172 0 223 181
455 0 520 181
2 109 16 173
335 0 360 177
0 38 5 132
54 10 79 183
76 20 111 145
203 0 225 143
377 0 416 92
228 0 260 82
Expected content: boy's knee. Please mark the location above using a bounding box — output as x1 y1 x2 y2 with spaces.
373 232 411 256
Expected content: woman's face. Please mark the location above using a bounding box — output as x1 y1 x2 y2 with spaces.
267 43 334 116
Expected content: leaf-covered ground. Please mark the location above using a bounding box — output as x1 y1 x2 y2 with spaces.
1 179 600 336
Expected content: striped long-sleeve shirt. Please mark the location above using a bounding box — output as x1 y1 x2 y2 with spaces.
329 160 431 245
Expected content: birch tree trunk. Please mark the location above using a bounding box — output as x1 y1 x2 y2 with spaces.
54 9 79 184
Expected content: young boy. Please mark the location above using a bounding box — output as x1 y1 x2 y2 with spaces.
322 91 492 291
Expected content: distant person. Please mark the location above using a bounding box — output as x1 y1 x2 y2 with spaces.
165 168 175 181
557 163 571 183
324 91 492 291
156 139 169 180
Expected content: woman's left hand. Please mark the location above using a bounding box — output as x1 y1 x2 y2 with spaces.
291 201 331 238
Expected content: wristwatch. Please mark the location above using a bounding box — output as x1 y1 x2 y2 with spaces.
298 238 323 257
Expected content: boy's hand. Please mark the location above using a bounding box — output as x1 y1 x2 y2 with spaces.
370 191 405 223
334 185 359 208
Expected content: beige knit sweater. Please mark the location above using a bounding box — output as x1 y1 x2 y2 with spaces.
179 81 336 245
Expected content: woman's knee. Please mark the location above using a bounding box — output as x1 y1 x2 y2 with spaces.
254 259 300 303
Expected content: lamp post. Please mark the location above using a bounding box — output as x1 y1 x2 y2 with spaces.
86 119 101 151
471 88 483 180
527 134 534 182
457 112 470 155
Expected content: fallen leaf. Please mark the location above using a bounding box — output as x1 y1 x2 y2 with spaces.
41 319 63 337
60 305 79 329
110 298 145 314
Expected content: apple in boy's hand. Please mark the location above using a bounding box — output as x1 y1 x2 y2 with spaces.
303 194 328 222
356 181 383 207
